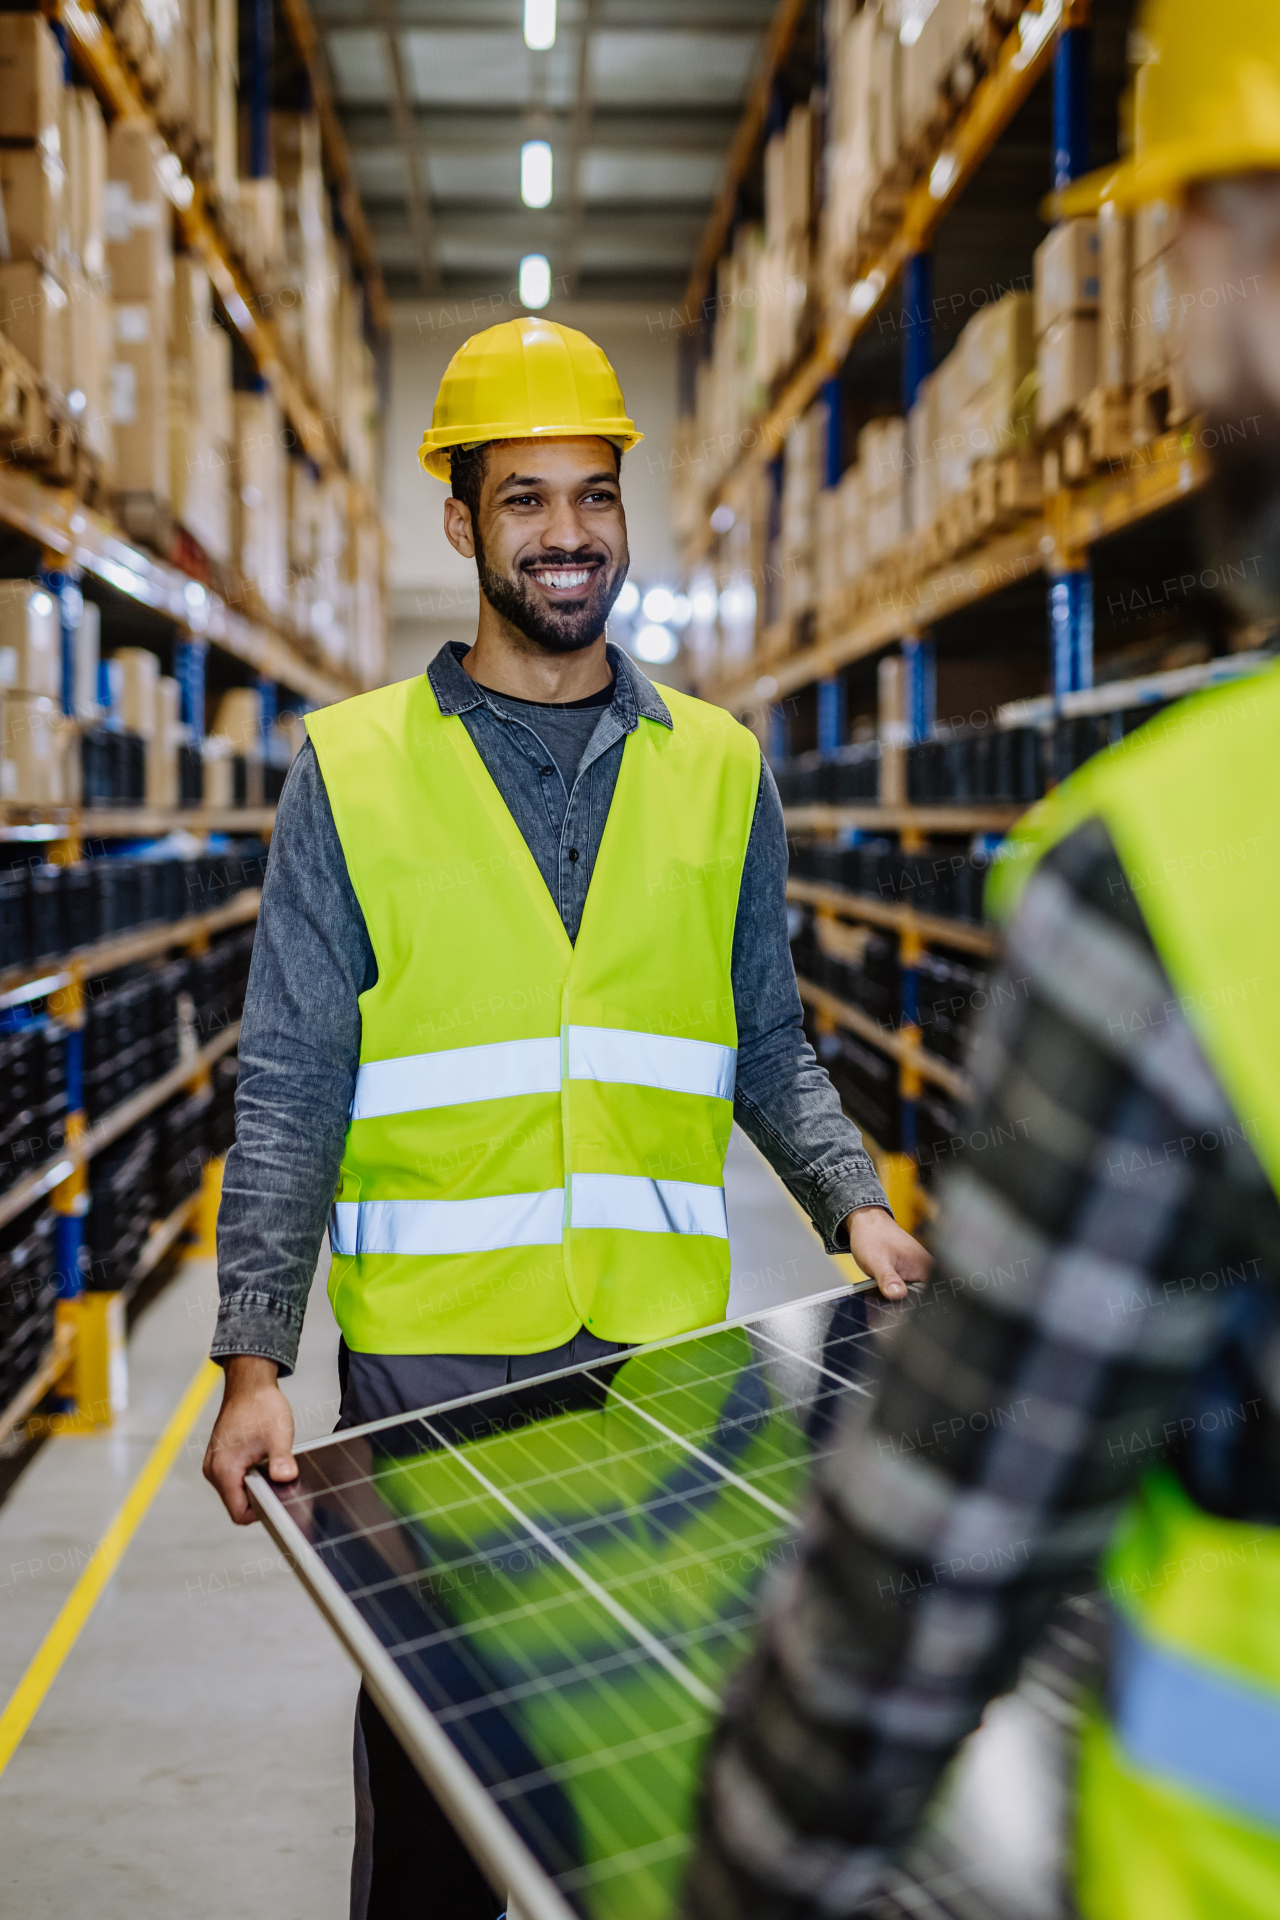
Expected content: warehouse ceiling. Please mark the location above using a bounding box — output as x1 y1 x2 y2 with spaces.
312 0 779 303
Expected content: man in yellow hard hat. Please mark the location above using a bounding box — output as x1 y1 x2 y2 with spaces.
199 314 929 1916
685 4 1280 1918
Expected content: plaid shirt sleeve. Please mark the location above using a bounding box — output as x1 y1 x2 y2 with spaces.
682 817 1280 1920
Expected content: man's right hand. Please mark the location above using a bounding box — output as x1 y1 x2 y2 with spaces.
203 1354 298 1525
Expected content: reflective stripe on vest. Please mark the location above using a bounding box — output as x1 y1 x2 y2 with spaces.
350 1025 737 1121
1000 670 1280 1915
329 1173 728 1257
1111 1612 1280 1831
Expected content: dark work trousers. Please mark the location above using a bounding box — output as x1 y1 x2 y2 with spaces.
340 1330 627 1920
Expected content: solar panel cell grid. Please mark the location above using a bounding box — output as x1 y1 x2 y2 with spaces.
250 1289 879 1920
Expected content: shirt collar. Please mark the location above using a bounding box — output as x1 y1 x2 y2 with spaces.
427 639 672 732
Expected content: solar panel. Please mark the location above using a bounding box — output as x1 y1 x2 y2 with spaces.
249 1285 881 1920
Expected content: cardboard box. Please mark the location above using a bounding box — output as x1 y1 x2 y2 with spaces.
0 261 68 392
1037 314 1099 429
0 14 62 147
1131 256 1183 382
1034 219 1100 336
66 270 114 469
963 293 1035 396
145 674 180 805
75 599 100 722
213 686 262 750
1134 198 1180 270
113 647 160 737
1 693 77 807
230 391 288 613
0 581 62 699
105 119 174 309
1099 202 1134 392
72 88 109 279
110 296 170 496
0 146 69 263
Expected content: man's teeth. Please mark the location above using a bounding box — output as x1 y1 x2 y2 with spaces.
534 568 592 589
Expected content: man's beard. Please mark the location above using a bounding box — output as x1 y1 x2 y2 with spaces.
474 530 626 654
1198 408 1280 627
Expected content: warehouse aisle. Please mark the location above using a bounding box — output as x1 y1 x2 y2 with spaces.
0 1257 353 1919
0 1127 852 1914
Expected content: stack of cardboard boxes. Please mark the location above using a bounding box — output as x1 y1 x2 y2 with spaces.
1034 219 1100 434
823 0 900 288
778 401 827 622
905 292 1034 537
1129 200 1186 442
0 583 76 806
0 17 113 464
106 116 174 515
755 104 813 391
169 258 233 561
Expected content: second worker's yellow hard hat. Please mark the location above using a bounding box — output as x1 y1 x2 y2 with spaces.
418 317 643 481
1056 0 1280 216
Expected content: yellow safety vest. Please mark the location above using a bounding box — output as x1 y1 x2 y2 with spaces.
306 671 761 1357
991 663 1280 1919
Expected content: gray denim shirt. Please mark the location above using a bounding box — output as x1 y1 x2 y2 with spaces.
212 642 888 1374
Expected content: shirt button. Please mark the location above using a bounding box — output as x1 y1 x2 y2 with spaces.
539 764 554 775
568 848 579 862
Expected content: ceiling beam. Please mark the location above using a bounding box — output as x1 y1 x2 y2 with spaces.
369 0 441 291
338 105 740 153
366 206 705 246
559 0 598 294
318 10 770 31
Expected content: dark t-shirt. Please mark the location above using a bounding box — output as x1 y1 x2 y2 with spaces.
478 676 615 793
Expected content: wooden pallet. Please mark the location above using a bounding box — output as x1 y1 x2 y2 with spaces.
1131 365 1192 447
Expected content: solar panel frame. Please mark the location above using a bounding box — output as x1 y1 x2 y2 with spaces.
247 1282 879 1920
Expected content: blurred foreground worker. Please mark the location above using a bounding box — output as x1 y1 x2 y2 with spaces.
684 5 1280 1918
198 316 928 1918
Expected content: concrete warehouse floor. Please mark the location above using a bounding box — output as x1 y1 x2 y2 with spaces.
0 1127 847 1917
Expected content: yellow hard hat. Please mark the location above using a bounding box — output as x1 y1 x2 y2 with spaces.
1055 0 1280 216
417 317 643 481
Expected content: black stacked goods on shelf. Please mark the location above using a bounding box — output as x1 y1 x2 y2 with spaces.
916 949 991 1066
0 1018 68 1196
178 743 204 806
0 1202 57 1410
0 842 267 980
156 1086 212 1217
81 728 147 807
790 835 994 925
26 863 61 960
86 1122 159 1291
822 742 880 801
82 958 185 1120
808 1014 901 1152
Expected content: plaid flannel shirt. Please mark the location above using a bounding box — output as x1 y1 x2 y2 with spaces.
683 818 1280 1920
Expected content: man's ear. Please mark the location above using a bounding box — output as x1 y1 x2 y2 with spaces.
443 496 476 559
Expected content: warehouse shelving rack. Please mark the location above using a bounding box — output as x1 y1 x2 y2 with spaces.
0 864 260 1442
0 468 354 710
685 0 1234 1226
0 0 388 720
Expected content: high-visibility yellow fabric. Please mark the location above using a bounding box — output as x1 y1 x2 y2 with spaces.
987 665 1280 1914
306 671 760 1354
1077 1472 1280 1919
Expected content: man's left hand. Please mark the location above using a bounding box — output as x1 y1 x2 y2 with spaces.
843 1206 932 1302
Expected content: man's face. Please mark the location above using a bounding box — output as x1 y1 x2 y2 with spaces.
1180 175 1280 619
452 435 630 653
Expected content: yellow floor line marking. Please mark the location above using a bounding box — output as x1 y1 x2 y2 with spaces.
0 1356 222 1777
